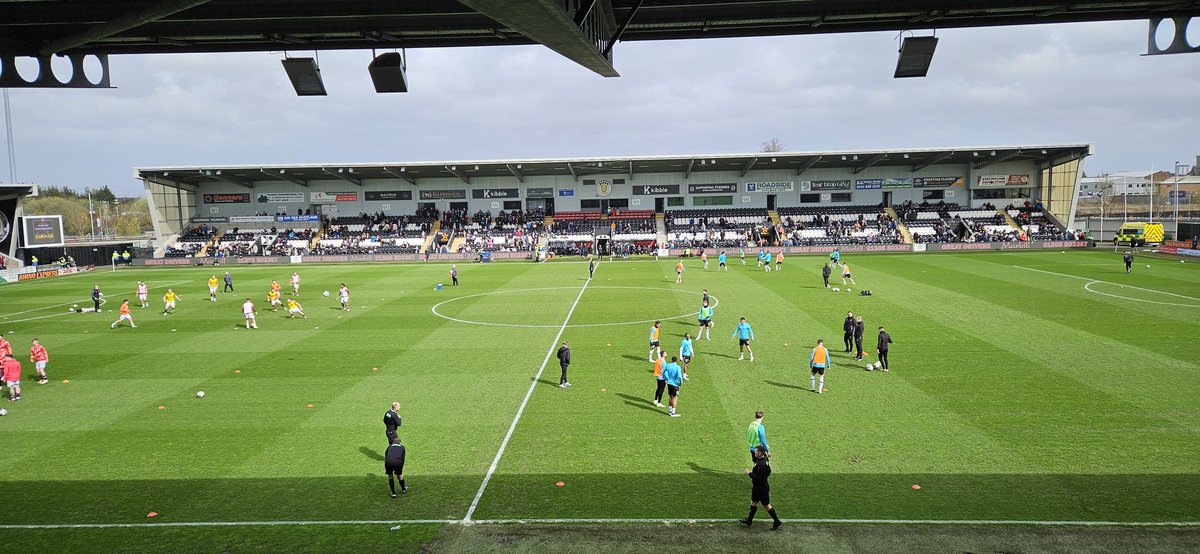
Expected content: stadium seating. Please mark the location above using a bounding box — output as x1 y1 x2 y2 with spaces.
165 226 213 257
777 205 901 246
665 208 766 248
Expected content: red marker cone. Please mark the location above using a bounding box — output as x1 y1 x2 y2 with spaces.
555 481 565 487
147 511 158 518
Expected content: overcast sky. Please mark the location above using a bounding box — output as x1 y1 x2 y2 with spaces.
1 19 1197 196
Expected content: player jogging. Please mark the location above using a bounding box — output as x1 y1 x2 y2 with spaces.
732 317 755 361
841 262 855 286
30 338 49 384
648 321 661 362
697 300 715 340
701 251 709 270
136 281 149 307
810 339 830 394
588 258 596 280
267 288 282 311
830 248 840 265
1124 251 1133 273
739 248 746 266
739 445 783 530
719 251 728 271
242 298 258 329
675 261 684 284
111 300 136 328
775 252 783 271
652 348 667 407
338 283 350 311
290 272 301 295
756 250 765 268
763 252 772 272
162 289 180 315
208 275 219 301
271 279 282 299
286 298 307 319
679 333 694 381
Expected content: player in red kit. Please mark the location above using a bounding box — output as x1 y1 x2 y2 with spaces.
2 353 21 401
30 338 49 385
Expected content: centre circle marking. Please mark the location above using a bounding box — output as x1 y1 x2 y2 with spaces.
431 286 720 328
1082 281 1200 308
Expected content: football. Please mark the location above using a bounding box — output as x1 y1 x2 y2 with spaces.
196 391 205 398
1145 264 1151 268
0 408 7 416
832 287 840 292
322 290 330 297
875 361 883 369
865 364 873 371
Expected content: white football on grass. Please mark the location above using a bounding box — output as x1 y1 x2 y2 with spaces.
196 391 205 398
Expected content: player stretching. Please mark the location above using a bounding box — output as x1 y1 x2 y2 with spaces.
679 333 694 381
290 272 301 296
267 288 281 311
111 300 136 328
338 283 351 311
30 338 49 385
697 300 714 340
161 289 180 316
648 321 662 362
675 261 684 284
841 262 855 286
810 339 830 394
136 281 149 308
208 275 219 301
719 251 728 272
242 298 259 329
732 317 755 361
286 298 307 319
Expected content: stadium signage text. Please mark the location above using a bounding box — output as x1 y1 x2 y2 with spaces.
913 176 963 188
557 188 576 197
688 183 738 194
472 188 519 199
310 191 358 203
976 174 1031 188
365 191 412 201
257 192 305 203
526 187 555 198
633 184 680 195
419 189 467 200
276 215 322 222
228 215 275 223
803 180 851 191
190 216 228 223
745 181 794 193
203 193 251 204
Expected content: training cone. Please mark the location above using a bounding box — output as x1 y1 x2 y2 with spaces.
912 484 921 490
62 379 70 384
600 388 607 392
822 388 828 393
555 481 565 487
157 405 165 410
234 370 240 374
372 367 379 371
306 403 314 409
146 512 158 518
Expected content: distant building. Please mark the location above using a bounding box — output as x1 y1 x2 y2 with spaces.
1080 170 1173 197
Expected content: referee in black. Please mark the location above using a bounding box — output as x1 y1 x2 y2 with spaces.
385 436 407 497
557 341 571 388
739 445 782 530
384 401 402 445
842 311 855 352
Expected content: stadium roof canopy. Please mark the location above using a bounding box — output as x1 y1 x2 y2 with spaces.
2 1 1197 78
135 143 1093 190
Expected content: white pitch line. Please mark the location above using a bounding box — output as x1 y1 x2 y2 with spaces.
461 267 595 523
1012 266 1200 302
0 519 455 530
1 280 193 321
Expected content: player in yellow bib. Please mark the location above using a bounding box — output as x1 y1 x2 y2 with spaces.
267 288 282 311
162 289 181 316
208 275 219 301
286 298 307 319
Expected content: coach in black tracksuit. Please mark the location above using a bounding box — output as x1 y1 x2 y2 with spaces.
822 264 832 288
385 437 407 497
556 341 571 388
739 446 782 529
384 402 402 445
842 312 855 352
877 327 893 371
853 316 865 361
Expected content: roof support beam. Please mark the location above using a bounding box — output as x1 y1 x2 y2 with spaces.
40 0 212 55
259 168 307 187
383 166 416 185
740 156 758 178
203 169 253 189
567 162 578 180
458 0 619 78
912 151 954 172
683 159 695 179
506 163 525 183
445 165 470 184
854 153 887 174
629 160 634 177
322 167 362 186
974 149 1022 169
795 155 822 176
602 0 644 58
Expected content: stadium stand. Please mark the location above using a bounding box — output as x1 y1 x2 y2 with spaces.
777 205 902 246
165 226 214 257
314 213 435 254
458 209 545 253
665 208 766 248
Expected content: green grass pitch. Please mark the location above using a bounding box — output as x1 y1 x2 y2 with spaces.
0 251 1197 552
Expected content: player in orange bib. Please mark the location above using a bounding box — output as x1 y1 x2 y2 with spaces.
648 321 661 362
111 300 136 329
841 263 855 286
675 261 685 284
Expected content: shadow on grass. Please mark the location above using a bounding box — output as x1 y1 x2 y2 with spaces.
359 447 384 461
615 393 663 414
620 354 650 363
764 380 806 391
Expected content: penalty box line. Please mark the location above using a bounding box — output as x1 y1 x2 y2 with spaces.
4 518 1199 531
461 264 596 522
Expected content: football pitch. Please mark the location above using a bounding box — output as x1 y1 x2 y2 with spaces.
1 250 1198 552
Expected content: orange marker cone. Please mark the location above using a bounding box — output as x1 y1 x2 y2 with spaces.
306 403 314 409
555 481 565 487
912 484 921 490
234 370 241 374
157 405 165 410
147 511 158 518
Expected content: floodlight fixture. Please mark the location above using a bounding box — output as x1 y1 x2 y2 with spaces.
281 57 327 96
894 36 938 78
